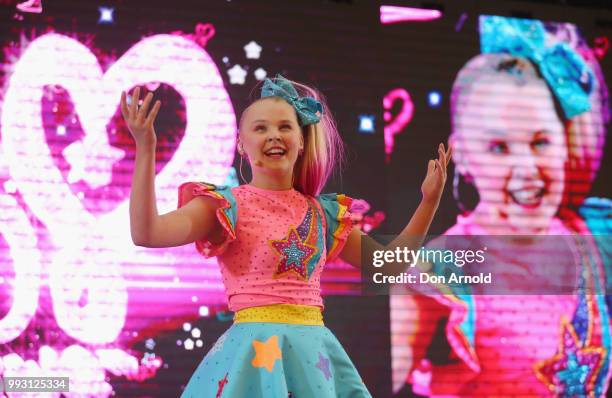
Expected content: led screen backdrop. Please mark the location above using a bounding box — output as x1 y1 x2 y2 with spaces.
383 5 612 398
0 0 610 397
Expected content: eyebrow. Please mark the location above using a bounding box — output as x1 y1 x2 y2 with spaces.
484 129 553 136
251 119 295 125
533 129 552 135
484 129 508 136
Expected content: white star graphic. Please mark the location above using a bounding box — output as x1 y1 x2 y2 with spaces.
227 65 247 85
254 68 267 81
244 41 262 59
98 7 114 24
62 138 124 189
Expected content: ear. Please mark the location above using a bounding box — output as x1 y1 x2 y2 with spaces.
449 135 467 175
237 141 244 156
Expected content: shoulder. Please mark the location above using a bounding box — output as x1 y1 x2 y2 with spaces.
313 193 357 262
177 182 239 227
314 193 355 216
178 182 238 205
578 197 612 234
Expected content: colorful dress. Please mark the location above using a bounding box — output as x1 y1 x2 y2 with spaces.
392 210 612 397
176 182 371 398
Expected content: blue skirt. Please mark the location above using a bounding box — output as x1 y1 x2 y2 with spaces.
180 321 372 397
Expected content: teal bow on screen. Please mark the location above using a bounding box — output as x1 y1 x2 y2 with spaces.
480 15 594 118
261 74 323 126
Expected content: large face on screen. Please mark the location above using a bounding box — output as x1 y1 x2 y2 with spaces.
453 75 567 233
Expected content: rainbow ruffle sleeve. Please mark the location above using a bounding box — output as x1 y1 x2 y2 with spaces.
177 182 237 258
316 193 355 262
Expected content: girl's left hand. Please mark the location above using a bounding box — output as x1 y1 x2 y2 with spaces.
421 142 452 205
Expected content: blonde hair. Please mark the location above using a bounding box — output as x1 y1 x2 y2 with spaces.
239 77 345 197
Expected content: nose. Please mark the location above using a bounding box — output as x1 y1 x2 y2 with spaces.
266 133 282 142
510 143 539 179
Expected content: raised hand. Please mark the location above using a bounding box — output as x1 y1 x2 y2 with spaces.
421 142 452 205
120 87 161 149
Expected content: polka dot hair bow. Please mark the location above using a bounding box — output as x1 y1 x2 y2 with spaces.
261 74 324 126
480 15 594 118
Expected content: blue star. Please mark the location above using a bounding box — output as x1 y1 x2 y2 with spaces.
556 352 589 396
283 241 306 267
271 228 316 279
535 319 604 396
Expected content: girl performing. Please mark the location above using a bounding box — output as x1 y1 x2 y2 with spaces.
121 74 451 397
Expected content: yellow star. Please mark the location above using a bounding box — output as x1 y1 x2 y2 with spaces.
251 335 282 372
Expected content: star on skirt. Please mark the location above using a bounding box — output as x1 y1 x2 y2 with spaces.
179 323 372 397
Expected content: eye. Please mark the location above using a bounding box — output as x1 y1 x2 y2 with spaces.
489 140 509 154
532 137 550 149
254 125 265 132
280 124 292 130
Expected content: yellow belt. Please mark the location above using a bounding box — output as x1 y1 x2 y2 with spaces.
234 304 324 326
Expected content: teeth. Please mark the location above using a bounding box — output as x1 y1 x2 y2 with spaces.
510 189 544 205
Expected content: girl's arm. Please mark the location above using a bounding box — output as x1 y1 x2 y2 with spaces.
122 88 223 248
339 143 451 272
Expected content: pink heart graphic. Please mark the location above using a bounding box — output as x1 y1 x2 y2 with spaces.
41 84 188 215
1 33 236 345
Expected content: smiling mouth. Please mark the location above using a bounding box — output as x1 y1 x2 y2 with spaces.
508 188 545 208
264 148 287 158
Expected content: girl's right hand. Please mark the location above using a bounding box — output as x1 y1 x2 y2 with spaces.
120 87 161 149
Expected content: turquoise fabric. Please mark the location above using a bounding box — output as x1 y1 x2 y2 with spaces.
480 15 594 118
580 196 612 395
210 184 238 232
427 240 477 351
261 74 323 126
180 322 372 398
316 193 343 260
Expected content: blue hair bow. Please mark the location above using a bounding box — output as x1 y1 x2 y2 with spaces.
261 74 323 126
480 15 594 118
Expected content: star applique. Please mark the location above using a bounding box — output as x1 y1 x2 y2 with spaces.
316 352 332 381
270 227 317 280
216 373 228 398
251 335 282 372
534 318 605 397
